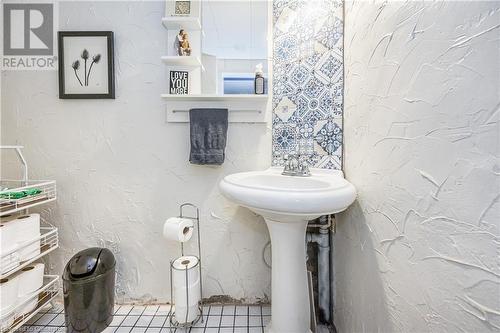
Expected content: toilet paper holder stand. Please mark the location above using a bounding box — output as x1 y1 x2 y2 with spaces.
168 203 204 330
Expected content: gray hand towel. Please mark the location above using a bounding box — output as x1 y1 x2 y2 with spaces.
189 108 228 165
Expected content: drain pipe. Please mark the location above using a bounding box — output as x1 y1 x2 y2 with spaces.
307 215 334 324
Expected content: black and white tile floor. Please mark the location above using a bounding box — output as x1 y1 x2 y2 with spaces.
20 304 271 332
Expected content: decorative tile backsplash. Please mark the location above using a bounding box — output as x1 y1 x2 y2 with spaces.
272 0 344 169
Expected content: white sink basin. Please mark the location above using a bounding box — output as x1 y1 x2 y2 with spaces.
219 167 356 221
219 167 356 333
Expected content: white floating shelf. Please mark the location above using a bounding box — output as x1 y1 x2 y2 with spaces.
161 94 269 101
162 17 202 30
161 56 202 67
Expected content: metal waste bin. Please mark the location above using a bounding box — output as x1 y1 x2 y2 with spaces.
63 247 116 333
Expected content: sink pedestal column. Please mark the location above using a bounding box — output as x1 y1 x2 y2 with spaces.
265 218 311 333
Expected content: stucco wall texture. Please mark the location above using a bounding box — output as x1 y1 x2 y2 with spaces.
1 1 272 303
336 1 500 332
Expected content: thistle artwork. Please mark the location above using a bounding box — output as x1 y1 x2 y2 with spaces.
59 31 115 99
71 49 102 86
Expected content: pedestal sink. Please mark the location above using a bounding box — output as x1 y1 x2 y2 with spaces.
219 167 356 333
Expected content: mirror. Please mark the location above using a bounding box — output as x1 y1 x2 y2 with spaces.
163 0 270 97
201 0 269 95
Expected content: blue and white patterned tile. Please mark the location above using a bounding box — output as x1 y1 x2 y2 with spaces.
272 112 283 127
315 14 343 50
331 80 343 118
296 1 330 26
273 0 299 25
315 49 343 84
273 152 320 168
272 0 343 169
293 94 314 122
294 20 316 44
303 51 324 69
275 6 298 33
303 76 327 100
274 96 297 122
314 119 343 156
288 63 311 89
298 122 316 140
273 122 299 155
273 63 297 104
297 40 318 60
271 152 282 167
317 90 335 119
274 34 299 65
315 155 342 169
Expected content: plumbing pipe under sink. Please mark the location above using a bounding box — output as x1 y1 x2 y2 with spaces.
307 215 333 325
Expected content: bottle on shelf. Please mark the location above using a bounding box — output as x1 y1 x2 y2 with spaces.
254 63 265 95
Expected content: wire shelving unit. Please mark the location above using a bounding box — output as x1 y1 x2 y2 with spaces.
0 146 60 332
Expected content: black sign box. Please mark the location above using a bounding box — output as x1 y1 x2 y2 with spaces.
170 70 189 94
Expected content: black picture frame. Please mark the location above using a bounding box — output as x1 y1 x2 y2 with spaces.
58 31 115 99
170 70 189 94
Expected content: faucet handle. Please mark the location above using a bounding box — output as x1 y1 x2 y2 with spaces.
281 153 311 176
297 156 311 176
284 154 298 165
282 153 297 175
282 154 291 172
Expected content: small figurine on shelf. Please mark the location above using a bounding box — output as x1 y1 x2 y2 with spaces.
179 31 192 56
175 29 184 56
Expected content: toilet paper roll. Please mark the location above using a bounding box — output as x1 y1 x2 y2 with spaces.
18 294 39 316
172 256 201 323
17 263 44 297
0 214 41 261
0 276 19 312
15 263 44 316
15 214 41 239
0 215 21 273
18 239 41 262
0 251 20 275
0 214 21 256
163 217 194 243
15 214 41 261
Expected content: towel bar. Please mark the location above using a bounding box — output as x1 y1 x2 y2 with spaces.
172 109 262 114
167 107 266 123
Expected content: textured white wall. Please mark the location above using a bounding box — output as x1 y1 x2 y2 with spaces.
1 1 272 303
336 1 500 332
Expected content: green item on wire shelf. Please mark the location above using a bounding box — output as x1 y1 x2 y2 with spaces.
0 188 42 200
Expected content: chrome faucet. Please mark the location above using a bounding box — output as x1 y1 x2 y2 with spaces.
282 154 311 177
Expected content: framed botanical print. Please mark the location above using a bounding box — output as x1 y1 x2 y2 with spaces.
174 1 191 16
58 31 115 99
